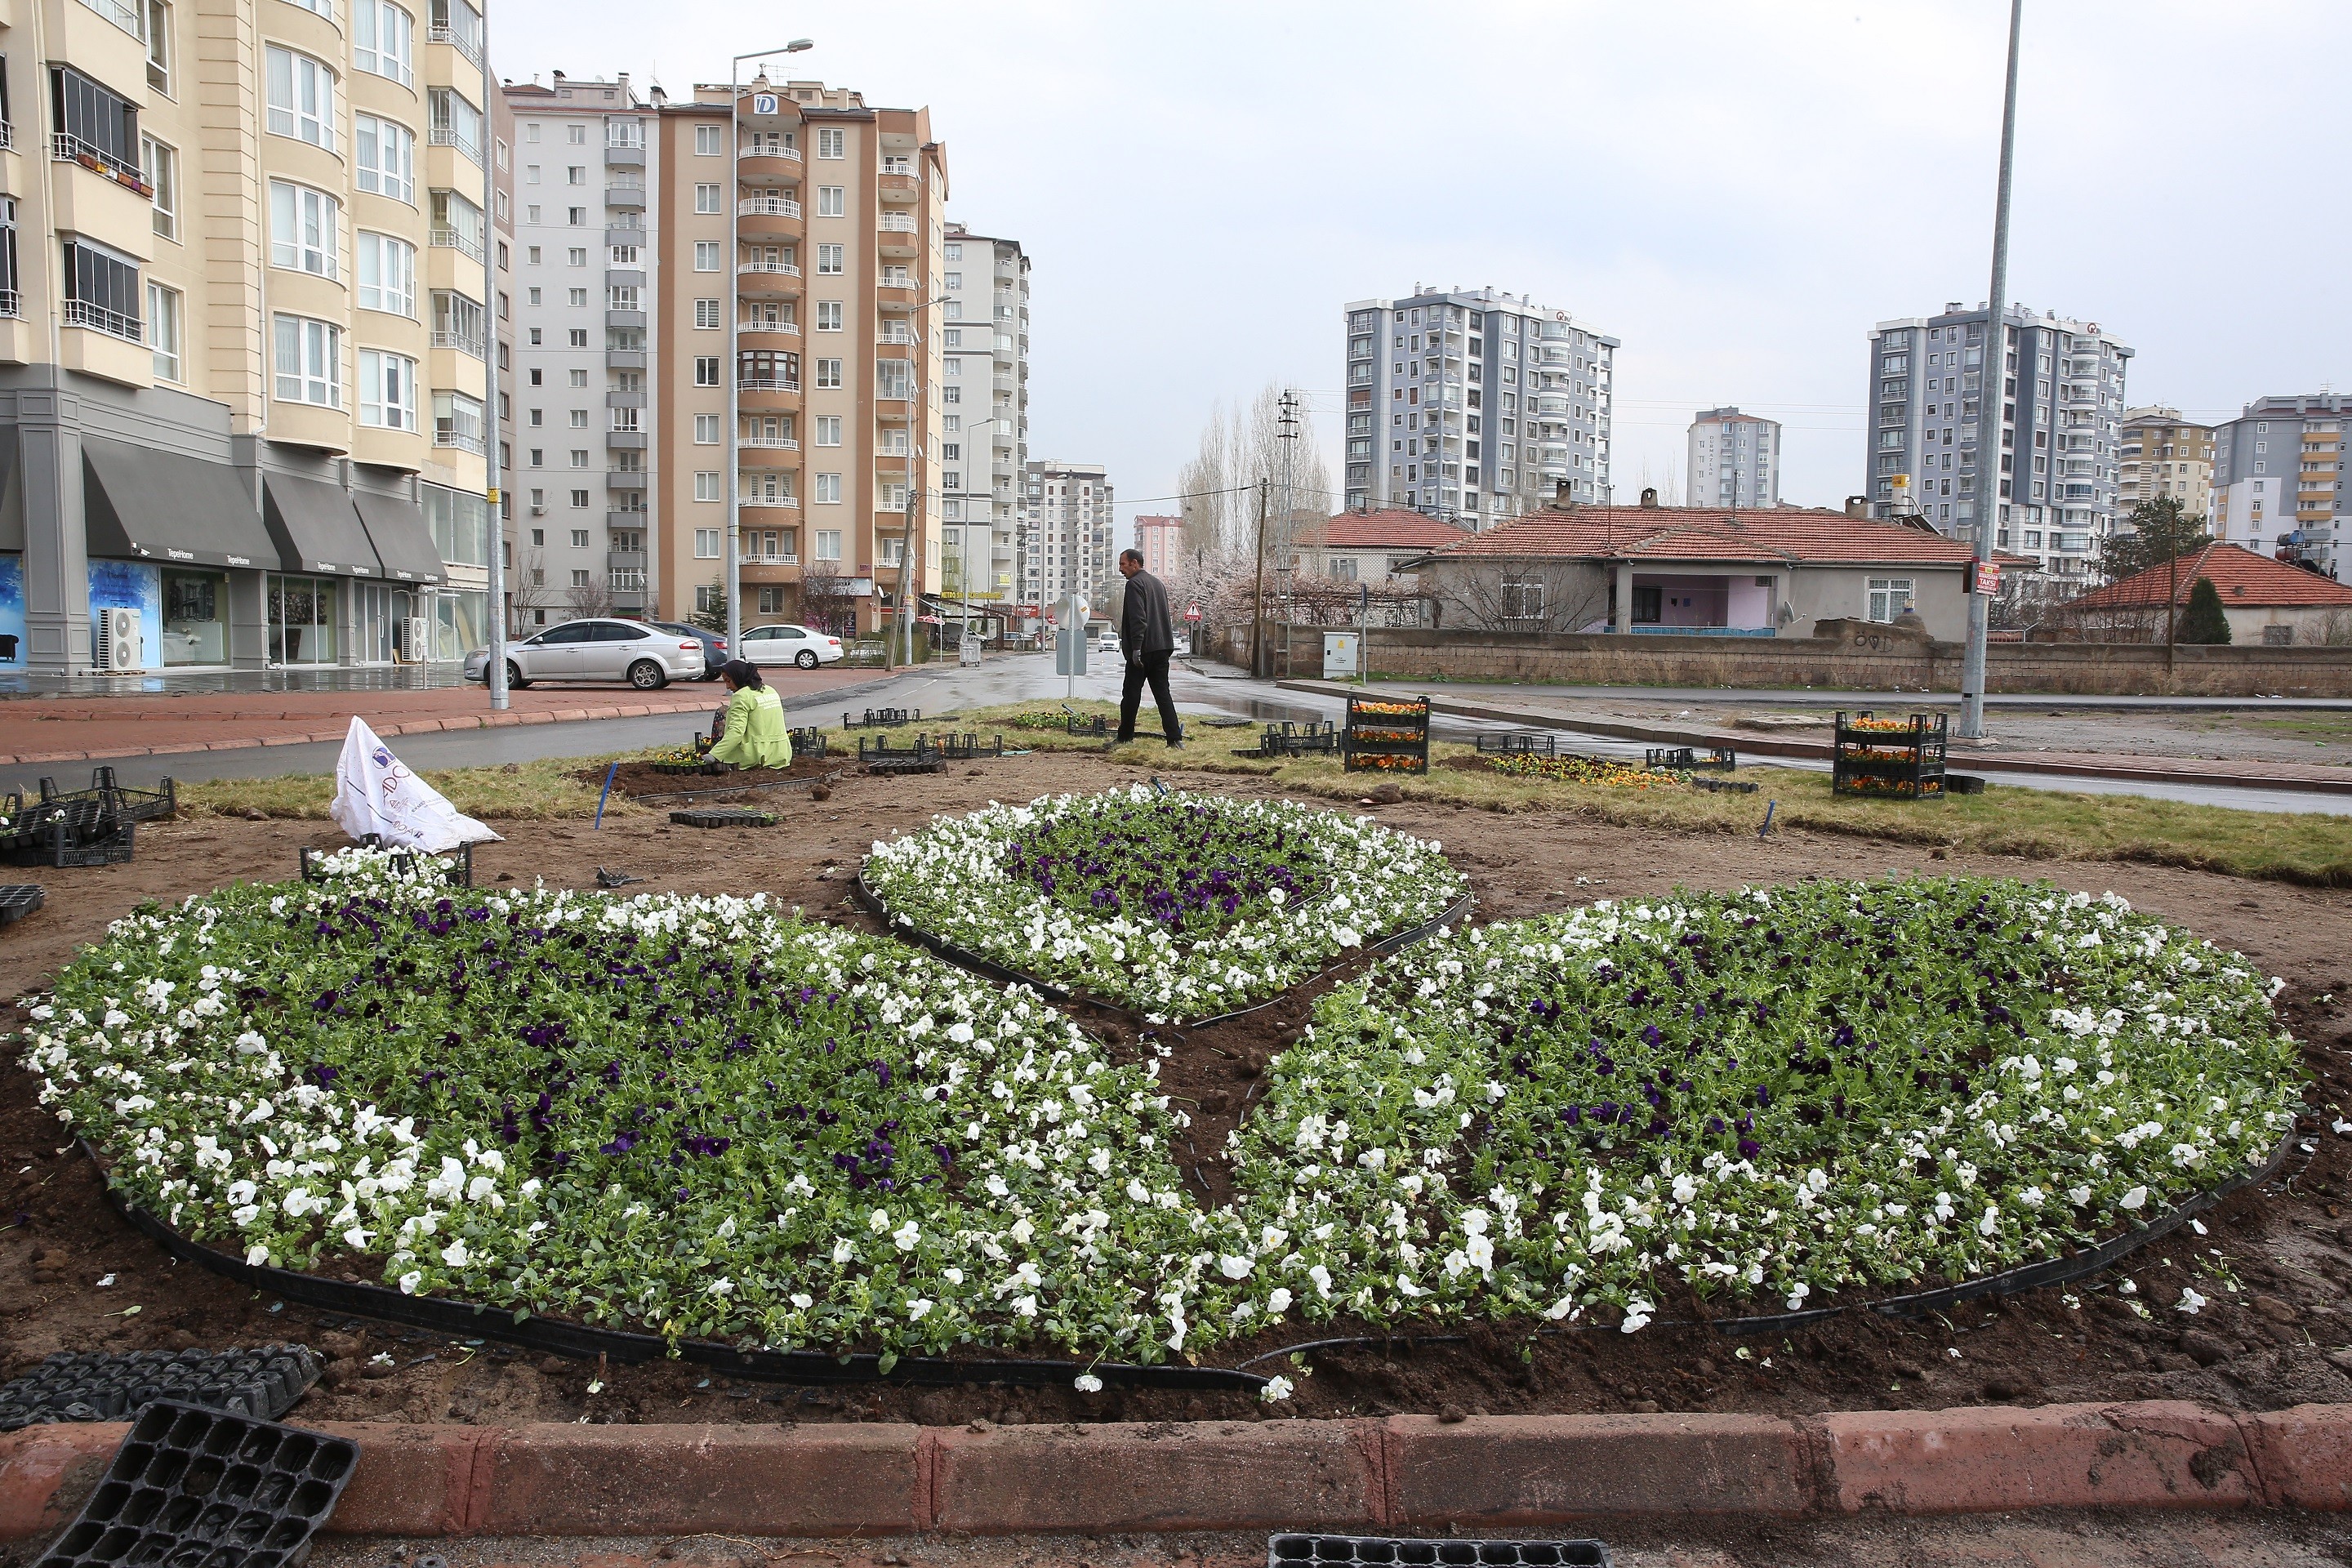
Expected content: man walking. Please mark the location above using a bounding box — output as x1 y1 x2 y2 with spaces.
1114 548 1183 748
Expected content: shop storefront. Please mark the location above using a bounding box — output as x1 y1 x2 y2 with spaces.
81 436 284 672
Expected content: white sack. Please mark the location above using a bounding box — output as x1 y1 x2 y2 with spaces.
330 716 501 852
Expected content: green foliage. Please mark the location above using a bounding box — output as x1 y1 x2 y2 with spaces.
688 577 728 635
2179 577 2233 644
2105 497 2211 582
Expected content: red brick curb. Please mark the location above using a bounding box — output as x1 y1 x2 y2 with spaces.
0 698 721 767
6 1402 2349 1540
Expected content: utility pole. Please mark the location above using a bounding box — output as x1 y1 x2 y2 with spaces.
894 479 918 667
1250 477 1269 678
1959 0 2024 742
1276 390 1298 629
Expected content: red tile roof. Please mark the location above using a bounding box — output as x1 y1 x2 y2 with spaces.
2064 542 2352 610
1414 504 1990 568
1297 509 1475 551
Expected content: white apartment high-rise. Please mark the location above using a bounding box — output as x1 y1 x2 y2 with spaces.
1686 408 1781 509
938 223 1026 616
499 73 658 631
2213 394 2348 581
1022 460 1112 617
1343 286 1615 528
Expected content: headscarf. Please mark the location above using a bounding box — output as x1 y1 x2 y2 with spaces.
719 658 765 690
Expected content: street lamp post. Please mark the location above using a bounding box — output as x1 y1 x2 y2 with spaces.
1960 0 2023 742
725 40 813 661
953 415 1009 647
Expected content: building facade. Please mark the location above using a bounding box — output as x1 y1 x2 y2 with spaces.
1864 303 2130 593
2115 406 2213 529
498 72 657 632
2212 394 2346 581
650 78 947 637
937 222 1024 615
1 0 498 675
1023 459 1111 617
1133 512 1182 585
1685 407 1780 509
1342 286 1615 527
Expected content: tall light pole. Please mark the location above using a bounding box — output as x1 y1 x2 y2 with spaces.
953 415 1009 644
885 287 969 669
480 1 507 709
1960 0 2023 742
725 40 813 659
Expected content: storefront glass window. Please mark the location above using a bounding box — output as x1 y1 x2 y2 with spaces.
160 568 229 665
269 574 340 664
434 588 487 660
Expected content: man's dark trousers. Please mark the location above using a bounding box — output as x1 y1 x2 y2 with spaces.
1117 650 1182 744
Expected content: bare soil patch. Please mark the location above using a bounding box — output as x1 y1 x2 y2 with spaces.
7 746 2352 1429
579 751 842 801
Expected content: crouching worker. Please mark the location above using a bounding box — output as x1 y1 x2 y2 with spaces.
706 658 794 769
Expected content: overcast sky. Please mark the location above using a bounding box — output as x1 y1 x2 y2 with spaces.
495 0 2349 523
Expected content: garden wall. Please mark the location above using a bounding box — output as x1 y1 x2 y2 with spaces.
1201 621 2352 697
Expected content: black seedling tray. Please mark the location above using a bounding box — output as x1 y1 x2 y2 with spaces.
1271 1537 1610 1568
29 1400 358 1568
865 757 946 777
297 839 473 889
844 706 919 729
41 768 177 825
0 884 45 927
0 1348 322 1432
1065 713 1108 738
787 727 828 759
2 818 136 869
857 733 934 763
1690 776 1760 795
1475 732 1558 757
1644 746 1736 771
670 807 777 828
931 733 1002 760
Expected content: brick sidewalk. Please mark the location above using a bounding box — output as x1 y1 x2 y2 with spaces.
0 667 878 766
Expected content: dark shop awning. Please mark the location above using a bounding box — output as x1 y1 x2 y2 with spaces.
261 473 381 578
82 438 281 572
351 491 445 586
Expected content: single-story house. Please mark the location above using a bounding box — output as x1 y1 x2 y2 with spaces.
1288 509 1472 581
2058 542 2352 645
1399 491 2025 640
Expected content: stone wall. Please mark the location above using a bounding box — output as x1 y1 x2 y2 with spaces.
1201 621 2352 697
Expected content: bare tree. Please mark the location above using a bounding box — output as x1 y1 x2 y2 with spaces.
1174 383 1339 563
564 575 616 621
798 562 858 639
1424 559 1613 634
507 547 560 633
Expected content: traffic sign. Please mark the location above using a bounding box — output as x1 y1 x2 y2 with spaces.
1969 560 2002 596
1183 603 1201 622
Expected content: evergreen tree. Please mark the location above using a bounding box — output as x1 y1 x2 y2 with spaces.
689 577 728 634
2104 496 2209 582
2177 576 2231 644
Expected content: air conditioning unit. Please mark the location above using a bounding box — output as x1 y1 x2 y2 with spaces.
400 617 433 662
96 607 143 673
529 503 547 514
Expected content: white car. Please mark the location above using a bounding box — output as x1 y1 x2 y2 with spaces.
738 622 845 669
465 618 705 690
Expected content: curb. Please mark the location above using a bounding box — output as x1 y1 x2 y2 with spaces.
6 1401 2349 1540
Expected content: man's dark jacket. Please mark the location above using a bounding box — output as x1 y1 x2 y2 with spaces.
1120 569 1177 656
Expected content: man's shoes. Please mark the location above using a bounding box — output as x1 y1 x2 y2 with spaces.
1166 738 1185 750
1113 734 1134 745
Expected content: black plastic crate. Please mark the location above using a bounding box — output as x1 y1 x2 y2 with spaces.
865 756 946 777
0 884 43 927
1270 1536 1610 1568
932 733 1002 761
1475 733 1557 758
787 727 829 759
2 817 136 869
1690 775 1760 795
1257 720 1339 759
297 840 473 888
1343 696 1431 776
669 807 777 829
28 1399 359 1568
1832 710 1949 800
41 768 177 825
844 706 920 729
1644 746 1735 772
857 733 934 763
0 1348 323 1432
1064 712 1109 738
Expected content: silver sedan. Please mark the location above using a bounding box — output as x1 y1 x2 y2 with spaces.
465 619 706 690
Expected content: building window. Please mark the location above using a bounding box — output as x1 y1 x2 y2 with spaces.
816 243 843 274
358 349 416 430
352 0 414 86
269 181 340 278
737 349 797 388
695 124 723 155
145 0 172 91
694 528 721 558
814 474 840 505
51 66 143 184
428 86 483 166
694 297 721 329
430 288 484 357
355 232 416 315
814 415 840 446
141 135 177 240
815 358 841 389
694 356 719 386
1866 577 1915 623
694 240 720 271
686 413 719 443
814 528 842 559
816 300 842 331
265 46 336 149
146 281 180 381
817 185 844 217
695 181 720 213
430 188 485 258
694 471 721 502
354 114 416 204
817 127 844 158
273 314 341 406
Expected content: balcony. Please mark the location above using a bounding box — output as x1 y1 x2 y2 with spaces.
607 509 648 528
603 143 645 169
604 309 645 330
434 428 487 456
62 298 142 344
876 169 921 203
604 184 646 210
738 196 802 237
430 225 485 262
429 127 483 167
737 380 801 414
52 132 152 197
605 349 645 370
606 430 647 450
875 330 916 347
605 469 648 490
0 289 19 319
876 215 918 256
737 261 801 297
739 492 800 510
608 568 647 592
875 276 918 310
430 20 485 68
737 144 802 179
738 317 800 345
430 330 485 359
608 550 647 572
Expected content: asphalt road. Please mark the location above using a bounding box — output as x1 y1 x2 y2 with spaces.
8 653 2347 815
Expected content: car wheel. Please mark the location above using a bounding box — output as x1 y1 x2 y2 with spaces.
628 659 667 691
505 660 532 690
795 649 819 669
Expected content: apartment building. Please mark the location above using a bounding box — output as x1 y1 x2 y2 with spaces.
0 0 498 675
937 221 1024 614
1865 302 2130 592
2115 406 2213 526
652 78 947 636
1685 407 1781 510
1022 459 1112 617
2212 394 2348 581
1134 512 1183 586
1342 286 1615 527
497 72 657 631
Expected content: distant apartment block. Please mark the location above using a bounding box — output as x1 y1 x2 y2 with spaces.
938 223 1027 612
2115 406 2214 528
2212 394 2348 581
1686 408 1781 509
1023 460 1113 616
1866 303 2129 590
1134 513 1183 585
1343 286 1615 527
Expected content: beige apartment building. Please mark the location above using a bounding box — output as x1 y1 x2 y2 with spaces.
652 77 947 636
2116 405 2213 524
0 0 498 675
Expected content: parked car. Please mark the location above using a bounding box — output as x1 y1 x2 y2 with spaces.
464 619 705 690
653 622 729 679
737 622 845 668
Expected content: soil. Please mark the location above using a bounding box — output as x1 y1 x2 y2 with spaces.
6 746 2352 1431
581 751 843 801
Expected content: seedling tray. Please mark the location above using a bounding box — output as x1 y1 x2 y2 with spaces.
1343 695 1431 776
0 884 44 926
2 818 136 869
844 706 920 729
787 727 828 759
1690 776 1760 795
1258 720 1339 759
297 840 473 889
932 733 1002 761
28 1399 358 1568
40 768 178 825
1065 713 1109 738
669 807 777 829
1832 710 1948 800
865 757 946 777
1272 1538 1610 1568
1475 732 1558 757
1645 745 1736 771
0 1348 323 1432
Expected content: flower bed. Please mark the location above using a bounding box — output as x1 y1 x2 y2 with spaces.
1487 753 1692 790
1232 877 2300 1327
860 786 1468 1020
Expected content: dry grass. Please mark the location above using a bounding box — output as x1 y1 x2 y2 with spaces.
176 758 642 822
